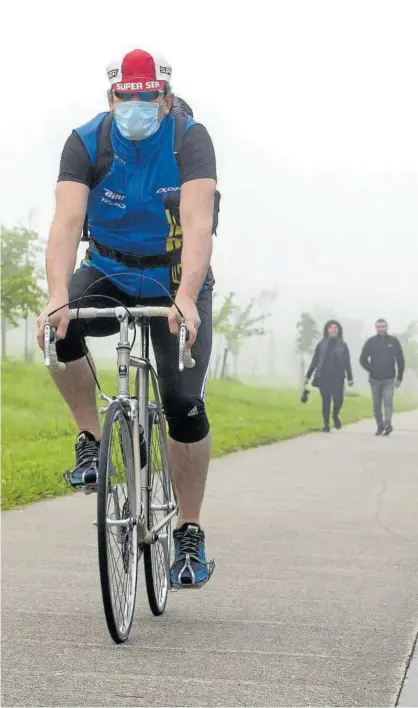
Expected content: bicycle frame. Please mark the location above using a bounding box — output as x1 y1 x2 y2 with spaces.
44 304 193 547
115 312 176 546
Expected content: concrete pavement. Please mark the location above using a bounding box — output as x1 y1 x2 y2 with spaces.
2 411 418 707
398 638 418 707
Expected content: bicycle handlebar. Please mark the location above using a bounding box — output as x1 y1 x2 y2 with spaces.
44 306 195 373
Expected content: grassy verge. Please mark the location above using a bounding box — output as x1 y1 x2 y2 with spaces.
2 361 417 510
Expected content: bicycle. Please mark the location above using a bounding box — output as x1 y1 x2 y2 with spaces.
44 304 194 644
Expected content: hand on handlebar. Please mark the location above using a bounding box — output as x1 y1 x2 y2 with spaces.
168 294 200 348
37 299 70 351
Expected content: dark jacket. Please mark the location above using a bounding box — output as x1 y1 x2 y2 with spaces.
359 334 405 381
306 338 353 383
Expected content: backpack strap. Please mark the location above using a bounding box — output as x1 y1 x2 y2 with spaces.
81 113 114 241
172 109 188 166
91 112 114 189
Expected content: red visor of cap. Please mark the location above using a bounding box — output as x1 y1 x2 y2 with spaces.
112 49 165 93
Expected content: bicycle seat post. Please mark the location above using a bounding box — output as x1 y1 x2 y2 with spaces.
138 316 151 361
116 310 131 398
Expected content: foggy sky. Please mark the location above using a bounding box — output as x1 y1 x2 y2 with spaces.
2 0 418 337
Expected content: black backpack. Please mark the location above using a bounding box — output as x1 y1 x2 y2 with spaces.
81 97 220 241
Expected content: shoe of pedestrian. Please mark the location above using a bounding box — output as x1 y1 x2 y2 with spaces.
63 431 100 493
383 424 393 436
375 425 384 436
170 523 215 589
333 415 342 430
322 425 330 432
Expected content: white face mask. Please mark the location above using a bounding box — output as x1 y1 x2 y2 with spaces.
115 100 162 140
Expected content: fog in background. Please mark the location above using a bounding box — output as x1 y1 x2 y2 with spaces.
2 0 417 384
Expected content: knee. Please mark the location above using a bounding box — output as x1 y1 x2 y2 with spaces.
56 321 87 363
163 394 210 444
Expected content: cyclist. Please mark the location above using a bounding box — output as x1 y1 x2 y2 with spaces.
36 48 218 589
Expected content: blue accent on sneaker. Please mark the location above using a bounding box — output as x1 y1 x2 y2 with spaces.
66 431 100 488
170 523 214 588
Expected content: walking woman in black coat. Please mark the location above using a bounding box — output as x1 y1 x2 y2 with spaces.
305 320 354 432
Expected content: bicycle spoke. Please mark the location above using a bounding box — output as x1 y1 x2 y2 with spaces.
98 402 138 643
144 410 172 614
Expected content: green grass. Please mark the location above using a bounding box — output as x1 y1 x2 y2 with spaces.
2 360 417 510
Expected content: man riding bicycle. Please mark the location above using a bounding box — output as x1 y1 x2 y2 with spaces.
36 48 218 589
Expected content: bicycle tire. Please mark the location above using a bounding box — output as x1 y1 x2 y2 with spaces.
143 406 173 616
97 400 138 643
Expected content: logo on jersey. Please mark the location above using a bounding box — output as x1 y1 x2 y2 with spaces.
156 186 180 194
101 189 126 210
107 69 119 80
160 66 172 76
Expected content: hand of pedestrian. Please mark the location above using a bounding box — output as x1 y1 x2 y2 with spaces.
347 380 353 387
168 293 201 348
36 299 70 351
395 379 402 388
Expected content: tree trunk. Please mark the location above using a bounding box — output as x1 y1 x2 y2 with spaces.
1 315 6 358
220 347 229 380
24 311 29 362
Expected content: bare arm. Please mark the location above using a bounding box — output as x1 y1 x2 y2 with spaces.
177 178 215 302
46 181 89 301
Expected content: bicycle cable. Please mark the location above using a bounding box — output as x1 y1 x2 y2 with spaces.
46 272 184 393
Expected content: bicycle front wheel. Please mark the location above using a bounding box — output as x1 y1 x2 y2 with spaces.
143 405 173 615
97 400 138 644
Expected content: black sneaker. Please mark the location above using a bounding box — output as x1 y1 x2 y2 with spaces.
64 431 100 491
383 424 393 436
333 415 342 430
170 523 215 589
375 425 385 436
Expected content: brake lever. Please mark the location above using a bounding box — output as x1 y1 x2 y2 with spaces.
179 323 187 372
44 317 54 367
44 317 66 371
178 322 195 372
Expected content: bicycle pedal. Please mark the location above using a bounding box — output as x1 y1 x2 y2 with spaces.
171 560 215 590
83 484 98 495
62 470 98 494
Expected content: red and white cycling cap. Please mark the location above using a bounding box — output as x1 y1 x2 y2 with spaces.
106 48 172 93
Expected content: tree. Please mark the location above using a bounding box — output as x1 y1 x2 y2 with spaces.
213 291 236 336
211 292 236 379
220 298 269 379
256 288 279 376
1 226 45 358
212 292 270 379
296 312 319 384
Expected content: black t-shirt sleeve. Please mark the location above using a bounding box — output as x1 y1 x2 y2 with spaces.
57 131 93 187
177 124 217 185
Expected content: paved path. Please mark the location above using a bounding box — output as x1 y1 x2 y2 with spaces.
398 633 418 707
2 412 418 707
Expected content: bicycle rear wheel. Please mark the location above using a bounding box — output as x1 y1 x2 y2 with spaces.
143 405 173 615
97 400 138 643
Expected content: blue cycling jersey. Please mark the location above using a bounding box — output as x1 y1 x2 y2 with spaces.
75 112 194 298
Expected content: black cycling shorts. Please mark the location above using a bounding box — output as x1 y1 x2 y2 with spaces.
56 265 212 443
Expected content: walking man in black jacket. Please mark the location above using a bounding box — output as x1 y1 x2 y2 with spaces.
360 319 405 436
